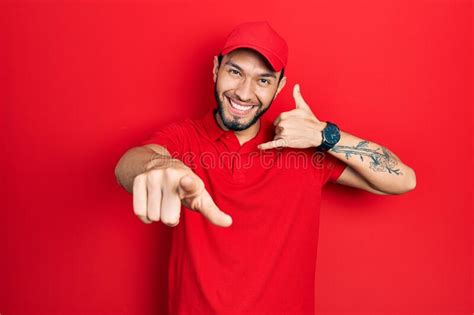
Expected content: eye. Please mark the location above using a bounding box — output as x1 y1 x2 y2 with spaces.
259 79 271 86
229 69 241 76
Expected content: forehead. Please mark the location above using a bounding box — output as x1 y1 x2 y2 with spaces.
223 48 275 74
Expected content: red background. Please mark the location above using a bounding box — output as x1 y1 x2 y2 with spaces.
1 0 472 314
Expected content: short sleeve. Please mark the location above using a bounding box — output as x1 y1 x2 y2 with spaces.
320 152 347 185
141 121 189 159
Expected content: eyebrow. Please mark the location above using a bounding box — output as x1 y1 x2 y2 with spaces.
225 61 277 79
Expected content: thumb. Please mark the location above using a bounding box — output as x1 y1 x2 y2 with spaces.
293 84 310 110
178 175 203 198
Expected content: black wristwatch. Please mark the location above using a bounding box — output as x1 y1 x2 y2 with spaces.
316 121 341 152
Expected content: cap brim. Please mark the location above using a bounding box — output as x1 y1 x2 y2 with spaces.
221 44 284 72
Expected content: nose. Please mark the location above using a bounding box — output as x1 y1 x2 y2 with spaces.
235 77 253 103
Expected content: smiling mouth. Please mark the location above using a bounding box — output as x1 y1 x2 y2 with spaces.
226 96 257 114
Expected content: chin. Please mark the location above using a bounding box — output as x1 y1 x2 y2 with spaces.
219 108 256 131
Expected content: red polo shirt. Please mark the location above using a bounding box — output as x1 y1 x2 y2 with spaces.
141 108 347 315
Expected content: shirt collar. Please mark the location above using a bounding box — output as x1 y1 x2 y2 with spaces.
201 108 226 141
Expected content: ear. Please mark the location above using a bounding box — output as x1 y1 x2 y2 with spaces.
273 76 287 100
213 56 219 83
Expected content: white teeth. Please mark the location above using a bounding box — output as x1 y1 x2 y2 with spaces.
229 98 253 112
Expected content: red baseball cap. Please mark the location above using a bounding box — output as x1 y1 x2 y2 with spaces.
220 21 288 72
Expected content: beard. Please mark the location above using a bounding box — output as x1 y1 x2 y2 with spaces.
213 81 275 131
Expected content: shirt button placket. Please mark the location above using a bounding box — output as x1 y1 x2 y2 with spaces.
223 133 246 183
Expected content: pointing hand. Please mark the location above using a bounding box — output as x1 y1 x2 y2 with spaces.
133 157 232 227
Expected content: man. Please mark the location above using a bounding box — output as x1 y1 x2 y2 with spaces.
115 21 416 315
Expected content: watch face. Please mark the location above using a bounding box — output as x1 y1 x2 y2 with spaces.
323 124 341 144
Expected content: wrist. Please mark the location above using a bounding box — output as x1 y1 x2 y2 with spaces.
313 121 328 147
145 153 190 172
145 152 173 171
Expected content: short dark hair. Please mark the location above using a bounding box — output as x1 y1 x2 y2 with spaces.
217 53 285 83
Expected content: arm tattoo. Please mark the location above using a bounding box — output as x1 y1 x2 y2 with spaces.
330 141 403 175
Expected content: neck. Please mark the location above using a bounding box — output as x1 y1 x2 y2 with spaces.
215 111 260 146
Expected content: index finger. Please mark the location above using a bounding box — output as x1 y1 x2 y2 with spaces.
257 138 287 150
197 190 233 227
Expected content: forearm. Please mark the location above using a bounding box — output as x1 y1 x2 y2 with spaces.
328 130 416 194
256 84 416 194
114 146 170 193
